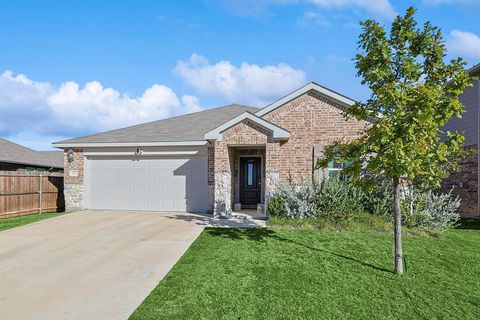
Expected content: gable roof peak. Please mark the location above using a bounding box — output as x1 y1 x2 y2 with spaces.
255 82 356 117
204 111 290 141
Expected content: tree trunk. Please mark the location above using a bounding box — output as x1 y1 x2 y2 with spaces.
393 176 404 274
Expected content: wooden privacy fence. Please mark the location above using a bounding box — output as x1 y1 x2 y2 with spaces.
0 172 65 218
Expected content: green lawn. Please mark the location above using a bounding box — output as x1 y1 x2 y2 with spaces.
130 219 480 320
0 212 65 232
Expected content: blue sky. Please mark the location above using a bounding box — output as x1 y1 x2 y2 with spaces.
1 0 479 150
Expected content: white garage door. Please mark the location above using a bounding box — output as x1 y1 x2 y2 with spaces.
85 156 207 212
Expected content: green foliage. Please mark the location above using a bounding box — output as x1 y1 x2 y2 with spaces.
269 212 394 234
275 180 364 220
272 179 459 231
315 178 365 217
267 195 285 216
362 177 394 216
320 7 475 189
268 213 441 237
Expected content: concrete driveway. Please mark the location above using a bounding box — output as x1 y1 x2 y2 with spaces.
0 210 208 320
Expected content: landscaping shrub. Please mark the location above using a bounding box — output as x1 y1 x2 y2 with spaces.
315 178 365 217
401 187 460 230
274 181 316 219
426 190 461 229
362 179 394 216
267 195 285 216
270 178 460 231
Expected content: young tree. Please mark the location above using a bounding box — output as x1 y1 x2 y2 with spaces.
321 7 474 274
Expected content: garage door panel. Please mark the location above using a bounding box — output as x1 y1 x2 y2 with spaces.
145 198 161 210
117 184 130 196
116 197 129 208
86 156 207 212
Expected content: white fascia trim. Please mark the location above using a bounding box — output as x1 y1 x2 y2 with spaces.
83 150 201 156
52 140 208 148
255 82 355 117
204 112 290 141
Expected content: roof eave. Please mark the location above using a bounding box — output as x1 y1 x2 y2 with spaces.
52 140 209 148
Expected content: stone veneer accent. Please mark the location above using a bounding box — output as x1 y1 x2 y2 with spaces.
63 149 84 211
207 145 215 213
209 90 368 216
64 184 84 210
265 171 279 207
440 149 479 218
214 171 231 217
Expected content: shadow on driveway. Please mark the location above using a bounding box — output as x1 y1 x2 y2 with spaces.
163 212 266 228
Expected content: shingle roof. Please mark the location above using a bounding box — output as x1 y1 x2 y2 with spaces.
469 63 480 77
0 139 64 169
38 151 64 168
55 104 259 145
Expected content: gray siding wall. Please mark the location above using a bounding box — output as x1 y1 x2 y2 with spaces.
443 80 479 147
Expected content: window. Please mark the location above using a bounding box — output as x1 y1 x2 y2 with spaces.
313 145 350 182
327 159 348 180
247 162 254 186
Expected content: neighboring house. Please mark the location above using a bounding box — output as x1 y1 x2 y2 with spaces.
0 138 64 172
441 63 480 218
53 83 367 216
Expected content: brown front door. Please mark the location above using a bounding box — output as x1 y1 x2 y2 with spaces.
240 157 261 208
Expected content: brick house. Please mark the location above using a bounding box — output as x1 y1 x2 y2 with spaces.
441 63 480 218
53 82 367 217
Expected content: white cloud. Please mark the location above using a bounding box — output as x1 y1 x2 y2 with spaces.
447 29 480 61
174 53 306 105
215 0 297 17
0 71 202 139
297 11 331 27
309 0 397 19
181 95 203 113
423 0 480 6
217 0 397 19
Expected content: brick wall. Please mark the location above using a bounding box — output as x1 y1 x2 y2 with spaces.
440 149 479 218
64 149 84 184
262 91 367 183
